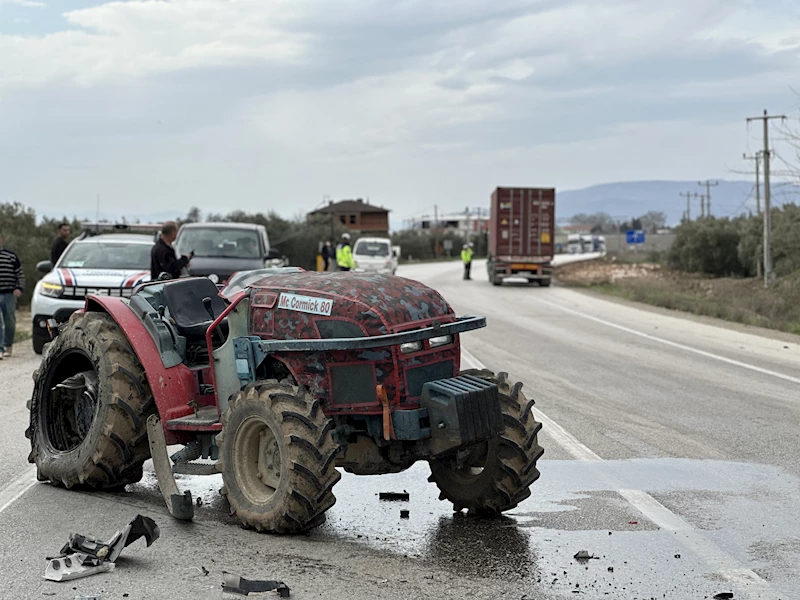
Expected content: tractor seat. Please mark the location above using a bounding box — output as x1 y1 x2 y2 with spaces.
162 278 229 339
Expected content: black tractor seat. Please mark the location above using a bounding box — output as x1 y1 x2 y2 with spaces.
162 278 229 339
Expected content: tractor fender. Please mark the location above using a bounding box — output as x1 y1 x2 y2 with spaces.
85 296 197 444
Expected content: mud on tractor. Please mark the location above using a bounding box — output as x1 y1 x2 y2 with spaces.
27 269 543 533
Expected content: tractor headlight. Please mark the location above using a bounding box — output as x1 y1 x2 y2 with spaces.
39 282 64 298
400 341 423 354
429 335 453 348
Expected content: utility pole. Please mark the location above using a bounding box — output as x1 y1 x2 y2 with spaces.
698 194 706 218
433 204 439 258
697 180 718 217
679 191 693 222
464 206 470 244
742 153 762 215
747 109 787 288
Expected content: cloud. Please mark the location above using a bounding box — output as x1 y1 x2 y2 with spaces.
0 0 798 221
0 0 45 7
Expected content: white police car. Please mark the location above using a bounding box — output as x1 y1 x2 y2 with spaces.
31 229 155 354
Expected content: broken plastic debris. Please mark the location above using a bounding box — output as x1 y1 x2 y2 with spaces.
44 515 160 582
400 509 410 519
379 491 409 501
713 594 734 600
221 573 290 598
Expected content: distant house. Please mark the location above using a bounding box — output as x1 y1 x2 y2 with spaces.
308 199 390 236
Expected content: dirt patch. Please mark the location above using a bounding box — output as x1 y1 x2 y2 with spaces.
556 258 663 285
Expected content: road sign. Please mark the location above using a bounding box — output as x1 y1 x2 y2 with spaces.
626 230 645 245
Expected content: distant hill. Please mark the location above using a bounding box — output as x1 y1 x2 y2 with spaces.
557 180 800 225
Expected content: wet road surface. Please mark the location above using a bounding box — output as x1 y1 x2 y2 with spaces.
2 260 799 599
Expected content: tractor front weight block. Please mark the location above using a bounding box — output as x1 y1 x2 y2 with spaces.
420 375 502 456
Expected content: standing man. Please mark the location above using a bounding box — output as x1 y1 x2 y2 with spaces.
461 243 474 280
321 241 333 271
336 233 355 272
51 222 71 265
0 231 24 360
151 221 192 280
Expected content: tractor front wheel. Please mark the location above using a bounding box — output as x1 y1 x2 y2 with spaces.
428 370 543 514
217 381 341 534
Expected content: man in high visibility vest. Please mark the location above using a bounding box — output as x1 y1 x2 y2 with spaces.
461 243 474 280
336 233 355 271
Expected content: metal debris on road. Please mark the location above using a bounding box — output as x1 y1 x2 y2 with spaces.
44 515 160 582
400 509 410 519
221 573 290 598
713 594 734 600
379 491 410 501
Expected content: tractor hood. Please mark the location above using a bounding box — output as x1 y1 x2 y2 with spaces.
248 271 453 332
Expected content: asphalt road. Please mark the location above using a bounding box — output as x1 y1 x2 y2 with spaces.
1 260 799 599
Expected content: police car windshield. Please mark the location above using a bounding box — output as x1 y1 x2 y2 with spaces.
354 242 390 257
60 242 152 270
177 228 261 258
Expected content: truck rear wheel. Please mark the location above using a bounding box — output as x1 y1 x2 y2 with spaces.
217 381 341 534
428 370 543 514
27 312 155 489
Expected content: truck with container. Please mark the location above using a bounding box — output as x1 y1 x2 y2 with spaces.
486 187 555 286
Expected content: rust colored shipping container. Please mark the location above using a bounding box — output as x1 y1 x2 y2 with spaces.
487 187 555 287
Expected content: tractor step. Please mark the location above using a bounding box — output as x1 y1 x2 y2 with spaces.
165 407 222 432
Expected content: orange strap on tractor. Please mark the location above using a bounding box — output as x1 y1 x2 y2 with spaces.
377 385 395 441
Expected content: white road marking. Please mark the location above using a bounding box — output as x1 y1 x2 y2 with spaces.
535 297 800 386
0 467 37 514
461 346 782 599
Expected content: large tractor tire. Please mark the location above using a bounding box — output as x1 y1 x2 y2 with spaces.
428 369 543 514
27 312 155 489
217 381 341 534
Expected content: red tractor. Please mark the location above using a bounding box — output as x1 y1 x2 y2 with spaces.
27 269 543 533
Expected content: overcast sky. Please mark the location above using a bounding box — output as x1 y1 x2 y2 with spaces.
1 0 798 224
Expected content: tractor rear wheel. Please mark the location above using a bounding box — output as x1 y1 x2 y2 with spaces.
217 381 341 534
428 369 543 514
27 312 155 489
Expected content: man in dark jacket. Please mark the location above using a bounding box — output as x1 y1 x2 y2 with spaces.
0 231 24 359
151 221 192 280
50 222 71 265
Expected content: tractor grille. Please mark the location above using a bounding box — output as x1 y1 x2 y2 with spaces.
60 287 135 301
405 360 455 399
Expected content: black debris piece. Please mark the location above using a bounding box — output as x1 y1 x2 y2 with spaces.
573 550 597 562
222 573 290 598
379 491 410 502
713 594 734 600
607 567 614 573
44 515 160 582
400 510 410 519
674 554 681 559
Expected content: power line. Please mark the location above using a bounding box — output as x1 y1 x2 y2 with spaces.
697 180 718 217
742 153 762 215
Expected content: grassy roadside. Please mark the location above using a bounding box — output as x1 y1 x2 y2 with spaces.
556 259 800 335
13 310 32 345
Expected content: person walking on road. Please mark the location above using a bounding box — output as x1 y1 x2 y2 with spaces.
0 231 25 360
461 243 474 280
336 233 355 272
151 221 192 280
51 222 71 265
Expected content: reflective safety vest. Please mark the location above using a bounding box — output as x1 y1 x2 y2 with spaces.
461 248 474 264
336 243 355 269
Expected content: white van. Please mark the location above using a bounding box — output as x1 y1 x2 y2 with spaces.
352 237 398 274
